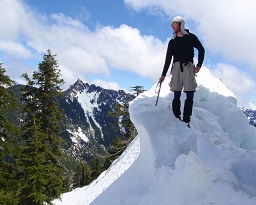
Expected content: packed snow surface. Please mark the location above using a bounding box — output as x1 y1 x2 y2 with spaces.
53 67 256 205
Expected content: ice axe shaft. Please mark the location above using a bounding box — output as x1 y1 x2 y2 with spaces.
155 81 162 106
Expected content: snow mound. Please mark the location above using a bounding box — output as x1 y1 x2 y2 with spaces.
53 67 256 205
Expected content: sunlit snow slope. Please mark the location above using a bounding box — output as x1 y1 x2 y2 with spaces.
53 67 256 205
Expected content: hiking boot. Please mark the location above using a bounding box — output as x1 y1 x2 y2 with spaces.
183 99 193 123
172 99 181 120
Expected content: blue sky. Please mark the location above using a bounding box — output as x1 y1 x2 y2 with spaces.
1 0 256 108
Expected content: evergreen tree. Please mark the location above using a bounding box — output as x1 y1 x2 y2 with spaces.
108 103 130 132
90 157 102 180
105 102 137 164
130 85 146 96
102 157 112 171
72 161 91 189
106 137 128 161
18 114 49 204
19 50 65 204
0 63 20 204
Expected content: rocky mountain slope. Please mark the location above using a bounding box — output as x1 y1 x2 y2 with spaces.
59 79 135 161
241 108 256 126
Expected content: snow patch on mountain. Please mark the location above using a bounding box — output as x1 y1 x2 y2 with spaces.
77 90 104 138
67 127 89 144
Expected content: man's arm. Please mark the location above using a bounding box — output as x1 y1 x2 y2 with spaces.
192 34 205 68
161 40 174 77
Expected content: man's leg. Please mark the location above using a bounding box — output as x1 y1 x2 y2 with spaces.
183 91 194 123
172 91 181 120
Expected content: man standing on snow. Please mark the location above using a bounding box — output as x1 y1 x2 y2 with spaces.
159 16 204 126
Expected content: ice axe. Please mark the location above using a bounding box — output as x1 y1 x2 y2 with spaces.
155 81 162 106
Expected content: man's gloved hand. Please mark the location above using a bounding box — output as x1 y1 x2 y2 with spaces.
194 66 201 74
159 76 165 83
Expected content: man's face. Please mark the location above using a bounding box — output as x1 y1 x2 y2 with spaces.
171 21 181 33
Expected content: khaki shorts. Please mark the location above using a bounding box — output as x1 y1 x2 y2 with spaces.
169 62 197 92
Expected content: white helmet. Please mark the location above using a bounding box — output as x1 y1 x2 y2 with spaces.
172 16 188 37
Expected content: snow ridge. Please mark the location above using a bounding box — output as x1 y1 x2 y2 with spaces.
53 68 256 205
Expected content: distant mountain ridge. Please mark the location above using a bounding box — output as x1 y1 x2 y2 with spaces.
241 108 256 126
59 79 135 161
11 79 135 162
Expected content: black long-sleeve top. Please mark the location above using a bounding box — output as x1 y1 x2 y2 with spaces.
161 32 205 77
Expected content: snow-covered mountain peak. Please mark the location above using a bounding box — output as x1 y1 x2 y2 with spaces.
65 79 88 98
53 67 256 205
58 79 135 161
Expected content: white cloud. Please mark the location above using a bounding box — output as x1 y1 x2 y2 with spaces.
51 13 86 29
94 25 165 79
0 41 31 59
75 6 92 22
248 102 256 110
211 63 256 108
0 0 26 40
212 63 255 94
91 79 124 91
